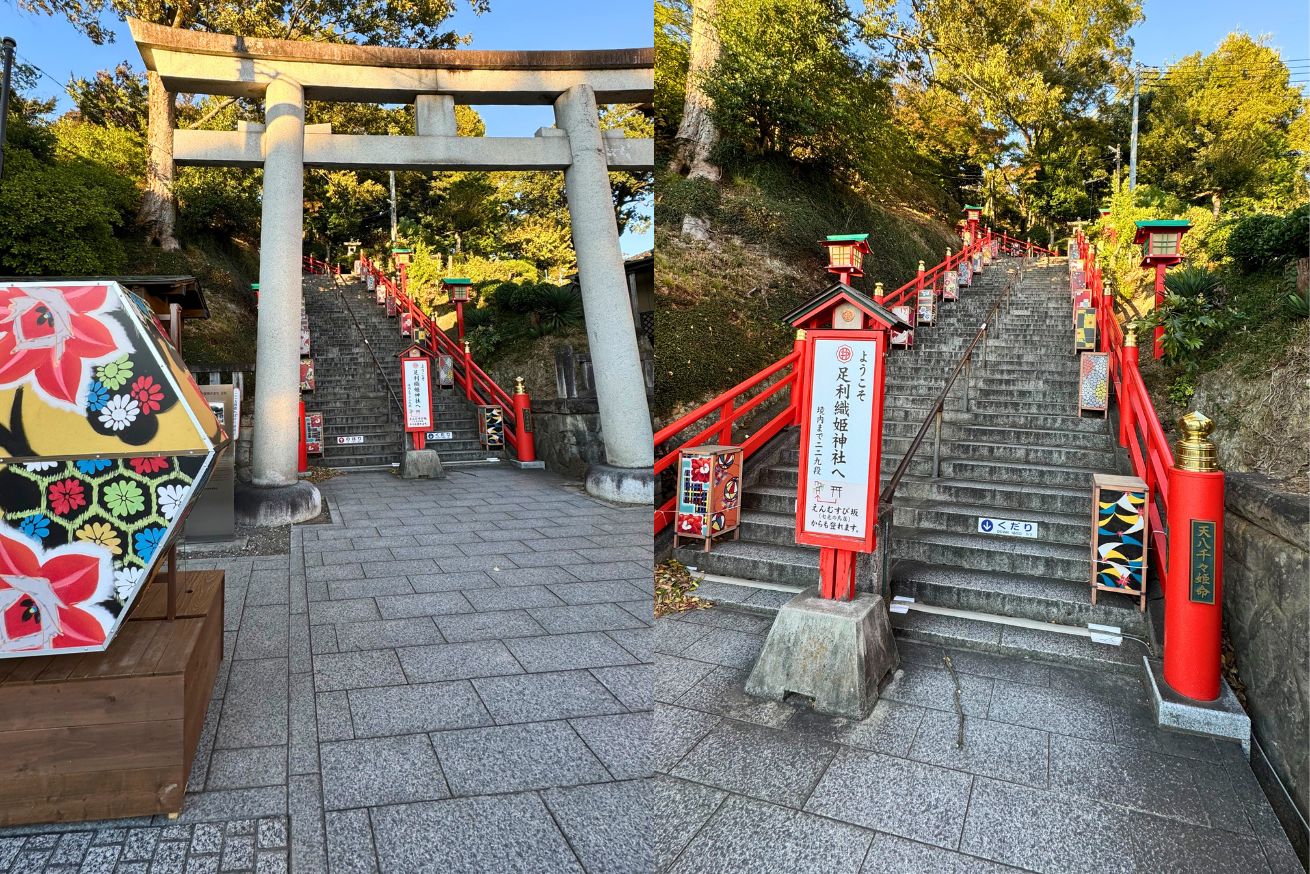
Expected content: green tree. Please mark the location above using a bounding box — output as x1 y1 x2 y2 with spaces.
22 0 491 250
1138 33 1309 218
68 61 148 131
704 0 893 175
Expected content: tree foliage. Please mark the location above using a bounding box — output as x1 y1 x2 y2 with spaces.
1138 33 1309 217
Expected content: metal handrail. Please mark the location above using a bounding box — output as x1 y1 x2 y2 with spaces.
330 275 404 416
873 261 1024 594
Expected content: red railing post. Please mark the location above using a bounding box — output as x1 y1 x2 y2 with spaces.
513 377 537 463
1163 413 1225 701
463 340 475 402
792 329 808 426
718 397 734 444
1119 328 1138 447
1153 263 1167 360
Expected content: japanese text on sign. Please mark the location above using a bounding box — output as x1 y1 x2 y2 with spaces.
401 358 432 430
1189 519 1217 604
802 338 875 540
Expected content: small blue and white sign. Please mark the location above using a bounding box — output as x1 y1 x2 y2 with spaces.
978 517 1039 538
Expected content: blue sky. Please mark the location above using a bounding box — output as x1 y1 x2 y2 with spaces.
0 0 654 253
1128 0 1308 69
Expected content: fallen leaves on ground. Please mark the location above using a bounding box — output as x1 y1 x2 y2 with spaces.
655 559 712 618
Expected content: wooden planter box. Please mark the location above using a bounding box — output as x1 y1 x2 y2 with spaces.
0 570 224 826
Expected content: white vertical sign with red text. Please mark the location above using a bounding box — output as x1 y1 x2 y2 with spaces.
795 331 886 553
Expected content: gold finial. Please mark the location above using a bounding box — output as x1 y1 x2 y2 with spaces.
917 260 925 272
1176 411 1219 472
873 282 884 299
946 248 952 259
514 376 526 395
463 340 471 354
1124 326 1138 348
795 328 806 341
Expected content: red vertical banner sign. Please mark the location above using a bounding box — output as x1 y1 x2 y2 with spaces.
794 330 887 600
400 352 433 451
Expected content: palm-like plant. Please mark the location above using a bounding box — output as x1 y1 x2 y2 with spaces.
534 285 584 334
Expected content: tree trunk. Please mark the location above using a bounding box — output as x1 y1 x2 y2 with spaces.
670 0 722 182
139 71 180 251
1211 190 1221 220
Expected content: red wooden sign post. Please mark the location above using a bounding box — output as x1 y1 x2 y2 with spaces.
794 329 888 601
399 345 434 451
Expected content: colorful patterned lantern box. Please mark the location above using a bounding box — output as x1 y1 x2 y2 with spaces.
0 281 228 658
891 306 914 348
299 305 311 355
673 445 743 552
916 285 937 326
943 270 959 302
478 405 504 450
400 311 412 338
1078 351 1109 415
385 292 397 318
958 259 972 288
1074 307 1096 351
304 411 324 454
1090 473 1149 611
1072 286 1092 314
374 280 385 305
437 354 455 388
300 358 315 392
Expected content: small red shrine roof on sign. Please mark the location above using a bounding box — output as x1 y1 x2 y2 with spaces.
783 282 912 331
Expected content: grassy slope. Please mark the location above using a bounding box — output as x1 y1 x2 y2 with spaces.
1141 267 1309 492
655 162 958 424
122 235 261 368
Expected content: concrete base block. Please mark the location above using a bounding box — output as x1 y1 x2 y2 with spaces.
400 449 445 480
509 459 547 470
585 462 653 504
235 482 321 527
746 587 899 720
1142 656 1251 754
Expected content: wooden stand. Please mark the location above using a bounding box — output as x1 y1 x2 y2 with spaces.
0 569 224 826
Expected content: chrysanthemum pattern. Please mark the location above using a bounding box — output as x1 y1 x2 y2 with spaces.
0 456 204 608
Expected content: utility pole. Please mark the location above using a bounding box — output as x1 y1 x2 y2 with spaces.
389 170 398 243
0 37 16 182
1129 63 1141 191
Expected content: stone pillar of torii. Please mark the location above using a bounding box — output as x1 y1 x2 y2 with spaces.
129 20 656 518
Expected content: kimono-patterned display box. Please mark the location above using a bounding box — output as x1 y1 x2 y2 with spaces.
1091 473 1149 611
674 445 742 552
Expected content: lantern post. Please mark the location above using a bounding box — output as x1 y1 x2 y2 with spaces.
964 205 982 245
1133 220 1191 360
442 277 473 342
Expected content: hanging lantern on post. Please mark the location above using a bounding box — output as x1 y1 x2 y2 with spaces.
820 234 870 284
1133 220 1191 360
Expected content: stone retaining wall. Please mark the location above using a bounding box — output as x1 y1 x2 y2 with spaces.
1223 471 1308 851
531 397 607 480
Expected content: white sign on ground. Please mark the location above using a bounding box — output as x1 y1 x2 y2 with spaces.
425 431 454 441
337 435 365 445
978 517 1040 538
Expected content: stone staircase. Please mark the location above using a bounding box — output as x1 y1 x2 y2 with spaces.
675 257 1153 675
301 275 496 468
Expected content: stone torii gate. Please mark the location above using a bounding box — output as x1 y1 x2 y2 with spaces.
129 20 656 521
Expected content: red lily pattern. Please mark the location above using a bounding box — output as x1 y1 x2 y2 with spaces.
0 284 125 409
0 529 112 654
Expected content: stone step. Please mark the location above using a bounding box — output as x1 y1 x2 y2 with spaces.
890 561 1147 635
889 609 1144 675
889 526 1090 582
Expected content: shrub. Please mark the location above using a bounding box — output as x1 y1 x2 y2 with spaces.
1164 265 1223 301
1141 291 1235 365
533 285 583 334
1226 208 1308 272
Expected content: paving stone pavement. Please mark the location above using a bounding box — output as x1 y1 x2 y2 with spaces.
0 467 652 874
655 606 1306 874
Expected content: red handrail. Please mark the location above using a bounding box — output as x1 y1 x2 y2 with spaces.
653 232 997 534
358 257 521 454
1085 237 1173 577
